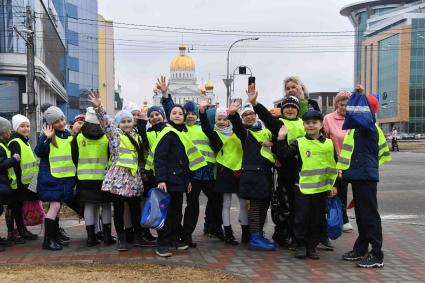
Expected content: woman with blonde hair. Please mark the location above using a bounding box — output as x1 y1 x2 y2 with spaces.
283 76 320 116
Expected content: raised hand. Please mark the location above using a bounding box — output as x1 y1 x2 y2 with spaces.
156 76 169 97
88 92 102 107
139 109 148 121
229 98 242 115
199 98 209 114
277 125 288 140
355 84 364 94
246 88 258 106
42 125 55 139
13 153 20 162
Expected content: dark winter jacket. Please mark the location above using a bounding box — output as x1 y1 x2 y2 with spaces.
71 122 111 203
154 125 190 193
253 103 299 183
200 112 239 194
276 133 339 188
161 95 214 181
0 139 18 195
8 132 38 201
342 126 379 182
229 113 273 200
34 129 76 202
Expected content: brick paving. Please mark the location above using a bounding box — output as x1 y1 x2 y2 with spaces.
1 215 425 282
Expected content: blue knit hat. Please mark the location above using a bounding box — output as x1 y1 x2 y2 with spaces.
147 106 166 120
114 110 133 126
183 101 199 116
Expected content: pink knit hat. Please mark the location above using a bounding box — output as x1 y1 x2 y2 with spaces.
335 91 351 105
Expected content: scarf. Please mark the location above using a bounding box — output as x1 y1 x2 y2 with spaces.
214 124 233 137
168 121 186 132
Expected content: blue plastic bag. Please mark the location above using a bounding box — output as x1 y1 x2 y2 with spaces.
342 92 376 131
327 197 344 240
141 188 171 230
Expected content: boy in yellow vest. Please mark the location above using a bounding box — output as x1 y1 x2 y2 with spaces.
0 116 20 250
276 110 338 259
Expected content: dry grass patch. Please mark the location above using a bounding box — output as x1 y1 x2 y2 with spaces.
0 263 240 283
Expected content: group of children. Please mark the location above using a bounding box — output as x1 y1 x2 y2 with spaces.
0 76 389 268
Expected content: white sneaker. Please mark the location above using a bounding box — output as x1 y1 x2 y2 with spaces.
343 222 353 232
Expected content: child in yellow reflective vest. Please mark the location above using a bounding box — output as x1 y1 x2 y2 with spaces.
277 110 339 260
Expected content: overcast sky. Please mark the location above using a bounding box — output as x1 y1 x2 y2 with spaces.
98 0 356 108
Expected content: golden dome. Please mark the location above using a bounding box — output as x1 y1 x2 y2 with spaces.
170 43 195 71
199 84 206 95
205 80 214 91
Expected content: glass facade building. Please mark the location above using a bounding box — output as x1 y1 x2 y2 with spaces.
53 0 98 121
341 0 425 133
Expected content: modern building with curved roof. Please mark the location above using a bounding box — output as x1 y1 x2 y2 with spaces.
341 0 425 133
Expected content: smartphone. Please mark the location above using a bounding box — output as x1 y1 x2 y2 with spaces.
248 76 256 90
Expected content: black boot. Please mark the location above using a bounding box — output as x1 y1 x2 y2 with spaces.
142 227 157 242
19 227 38 241
224 226 238 246
7 232 26 245
102 224 116 246
54 219 69 246
125 227 134 243
117 233 129 252
209 226 225 241
295 242 307 259
86 225 100 247
241 225 250 244
42 219 62 251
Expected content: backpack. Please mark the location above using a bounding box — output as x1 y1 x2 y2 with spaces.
327 197 344 240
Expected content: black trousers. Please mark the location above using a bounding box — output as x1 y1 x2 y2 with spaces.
391 138 399 151
337 180 349 224
294 186 328 249
157 192 183 247
6 201 24 232
352 181 383 260
112 195 141 236
249 199 270 233
273 176 295 241
181 180 222 241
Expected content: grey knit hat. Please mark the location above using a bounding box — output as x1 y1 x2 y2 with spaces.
0 117 11 135
44 106 65 125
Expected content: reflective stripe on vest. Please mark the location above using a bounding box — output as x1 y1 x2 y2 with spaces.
215 133 243 171
336 124 391 170
76 134 108 180
7 138 38 185
150 126 207 175
185 124 215 163
279 118 306 144
116 134 140 176
249 129 276 164
49 136 76 178
0 143 17 189
297 137 338 194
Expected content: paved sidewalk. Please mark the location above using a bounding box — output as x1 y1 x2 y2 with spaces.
1 215 424 283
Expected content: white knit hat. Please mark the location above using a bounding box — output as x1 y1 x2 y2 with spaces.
215 107 228 121
123 102 140 114
12 114 30 131
85 107 99 124
240 103 255 116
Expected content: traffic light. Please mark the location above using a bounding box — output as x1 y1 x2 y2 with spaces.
239 66 247 75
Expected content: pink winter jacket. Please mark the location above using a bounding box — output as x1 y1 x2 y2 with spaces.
323 111 348 156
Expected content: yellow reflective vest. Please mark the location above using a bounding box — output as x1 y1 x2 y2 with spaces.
145 129 164 171
185 124 215 164
297 137 338 194
76 134 108 180
336 124 391 170
0 143 17 189
279 118 306 144
116 133 141 176
215 133 243 171
249 129 276 164
150 126 207 175
49 136 76 178
7 138 38 185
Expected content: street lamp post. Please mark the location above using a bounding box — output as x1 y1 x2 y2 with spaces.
226 37 259 107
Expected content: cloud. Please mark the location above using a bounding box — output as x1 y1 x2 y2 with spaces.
98 0 355 108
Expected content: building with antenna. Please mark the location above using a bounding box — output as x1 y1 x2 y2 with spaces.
341 0 425 133
153 43 215 106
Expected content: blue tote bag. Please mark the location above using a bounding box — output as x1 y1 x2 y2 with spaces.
327 197 344 240
342 92 376 131
141 188 171 230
